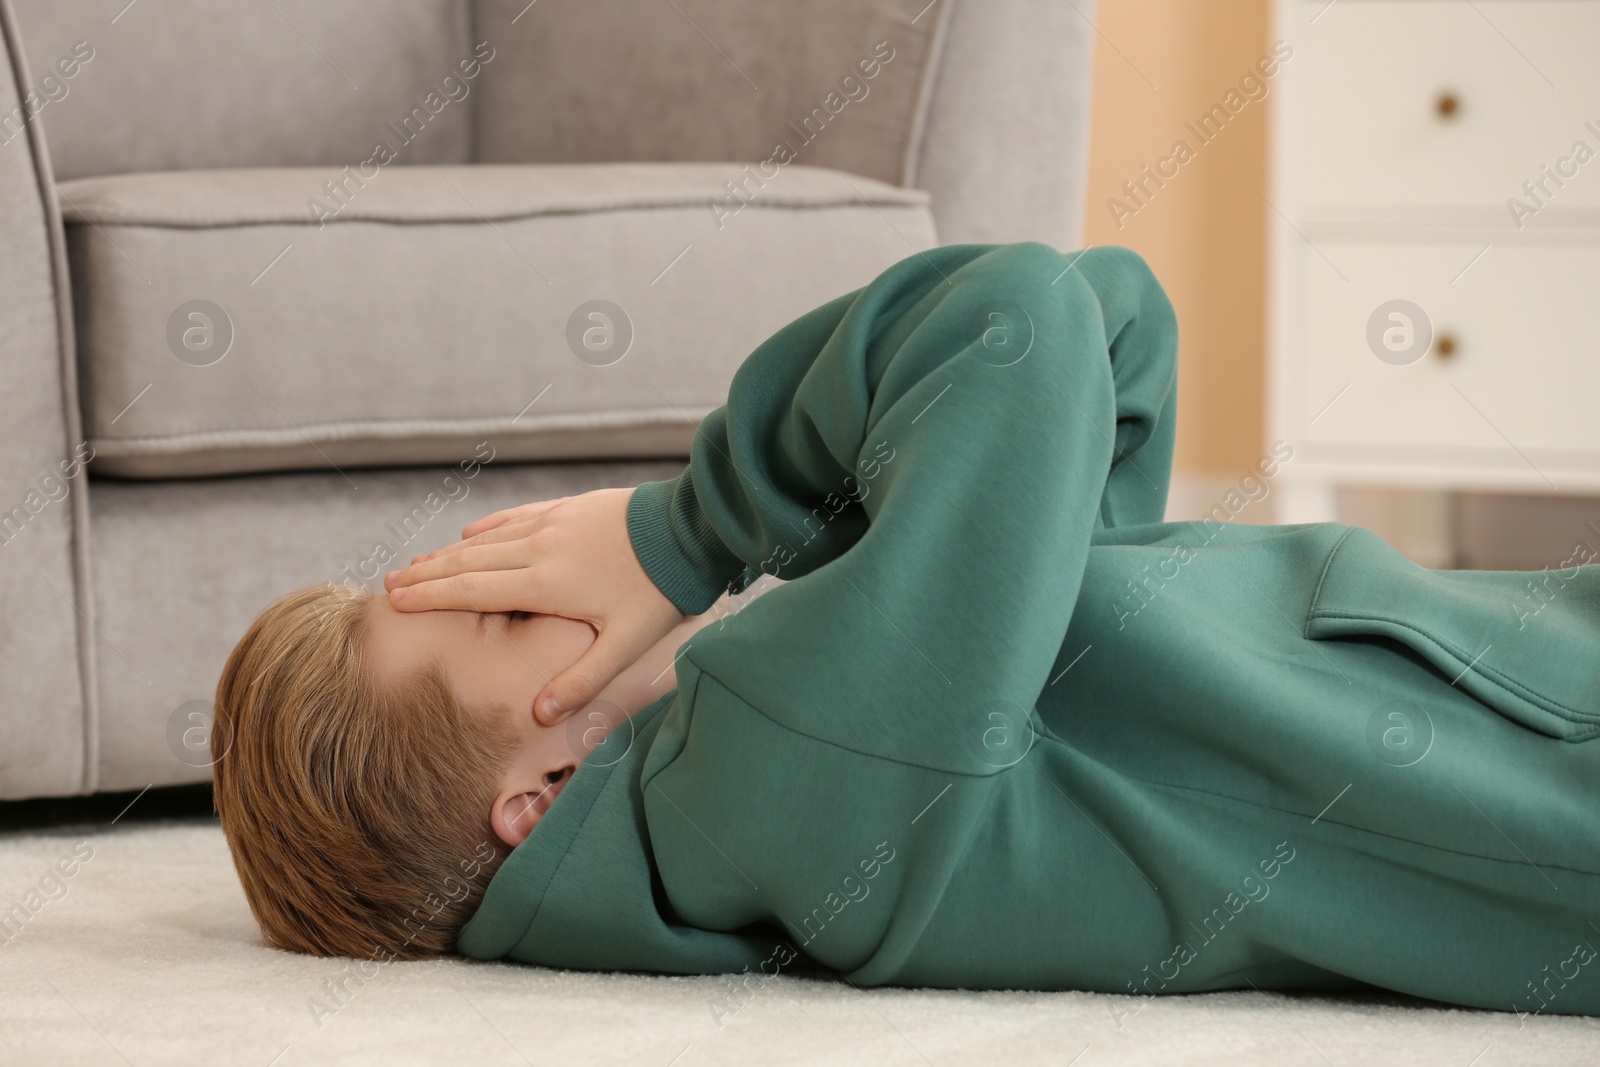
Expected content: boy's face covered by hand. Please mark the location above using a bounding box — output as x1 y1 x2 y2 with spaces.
363 597 623 849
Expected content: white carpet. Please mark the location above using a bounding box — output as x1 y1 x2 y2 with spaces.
3 818 1598 1066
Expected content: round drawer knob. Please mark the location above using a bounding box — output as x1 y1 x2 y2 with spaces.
1434 332 1459 360
1435 91 1461 120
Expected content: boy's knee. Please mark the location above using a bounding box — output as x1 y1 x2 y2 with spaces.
952 242 1086 315
967 243 1168 314
1086 246 1172 306
1069 246 1176 339
948 242 1173 367
976 240 1072 283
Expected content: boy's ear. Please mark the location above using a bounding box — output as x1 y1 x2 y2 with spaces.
490 788 542 848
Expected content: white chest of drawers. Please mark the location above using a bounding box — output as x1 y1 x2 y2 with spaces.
1267 0 1600 531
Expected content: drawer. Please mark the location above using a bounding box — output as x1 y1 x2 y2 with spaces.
1282 0 1600 216
1288 235 1600 462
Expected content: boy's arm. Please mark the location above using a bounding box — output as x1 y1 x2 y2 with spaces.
630 242 1177 769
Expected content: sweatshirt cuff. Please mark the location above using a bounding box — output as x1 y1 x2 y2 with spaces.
626 472 749 616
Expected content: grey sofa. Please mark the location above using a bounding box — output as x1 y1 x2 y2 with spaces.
0 0 1095 801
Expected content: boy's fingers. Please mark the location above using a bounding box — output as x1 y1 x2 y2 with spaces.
461 499 558 539
460 509 516 539
408 515 542 571
387 570 529 613
386 539 531 591
537 634 653 727
414 518 538 569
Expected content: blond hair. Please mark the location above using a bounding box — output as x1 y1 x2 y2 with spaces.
211 582 520 959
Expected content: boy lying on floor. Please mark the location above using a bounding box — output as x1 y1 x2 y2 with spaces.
212 243 1600 1018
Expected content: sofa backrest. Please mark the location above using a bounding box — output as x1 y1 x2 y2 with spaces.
8 0 474 180
467 0 950 187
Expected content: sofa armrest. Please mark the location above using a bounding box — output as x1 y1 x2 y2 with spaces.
467 0 1095 249
0 0 95 799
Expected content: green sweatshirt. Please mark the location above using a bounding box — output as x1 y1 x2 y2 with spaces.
457 242 1600 1018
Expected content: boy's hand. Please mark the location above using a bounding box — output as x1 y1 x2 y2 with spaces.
383 487 685 724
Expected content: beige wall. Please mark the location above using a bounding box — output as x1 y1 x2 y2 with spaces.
1079 2 1586 566
1081 0 1272 478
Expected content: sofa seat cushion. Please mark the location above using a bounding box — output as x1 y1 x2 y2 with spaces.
58 163 936 478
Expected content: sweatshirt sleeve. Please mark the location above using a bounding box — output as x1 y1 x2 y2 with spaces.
628 241 1177 772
